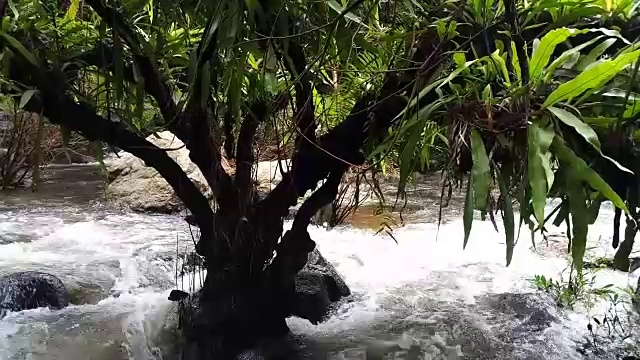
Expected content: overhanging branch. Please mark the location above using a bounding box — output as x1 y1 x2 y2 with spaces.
83 0 235 209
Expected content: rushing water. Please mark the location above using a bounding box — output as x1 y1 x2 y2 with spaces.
0 165 638 360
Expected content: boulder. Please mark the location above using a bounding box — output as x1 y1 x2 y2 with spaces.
104 131 222 213
0 271 70 318
104 131 290 213
289 249 351 324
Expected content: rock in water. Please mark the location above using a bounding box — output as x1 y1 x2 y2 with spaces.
290 249 351 324
104 131 288 213
0 271 70 318
104 131 221 213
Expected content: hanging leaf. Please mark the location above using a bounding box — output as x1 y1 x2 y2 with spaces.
398 117 426 191
498 169 516 266
548 106 600 148
19 89 37 109
470 129 491 211
543 48 640 108
0 32 39 67
60 126 71 148
549 108 632 174
553 136 629 213
528 121 554 226
567 174 588 273
463 172 475 249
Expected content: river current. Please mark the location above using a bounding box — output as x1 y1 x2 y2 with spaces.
0 165 638 359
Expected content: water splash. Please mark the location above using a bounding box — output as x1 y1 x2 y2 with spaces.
0 194 637 359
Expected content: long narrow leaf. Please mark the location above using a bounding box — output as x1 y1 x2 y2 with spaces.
543 49 640 108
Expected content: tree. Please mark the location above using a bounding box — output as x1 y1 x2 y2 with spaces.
1 0 639 357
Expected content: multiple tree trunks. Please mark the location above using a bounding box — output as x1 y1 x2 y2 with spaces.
0 2 447 358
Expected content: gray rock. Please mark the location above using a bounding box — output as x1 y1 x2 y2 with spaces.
290 249 351 324
103 131 218 213
103 131 289 213
0 271 70 318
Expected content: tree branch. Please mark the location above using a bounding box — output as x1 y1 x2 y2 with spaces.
82 1 236 210
235 101 268 212
14 67 216 245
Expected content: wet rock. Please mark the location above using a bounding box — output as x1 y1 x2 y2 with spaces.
0 271 70 318
483 292 559 334
67 281 109 305
290 249 351 324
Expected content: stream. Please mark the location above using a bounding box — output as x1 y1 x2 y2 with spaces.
0 165 638 359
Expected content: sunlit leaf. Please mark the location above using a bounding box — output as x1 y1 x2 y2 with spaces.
543 48 640 108
530 28 588 81
470 129 490 211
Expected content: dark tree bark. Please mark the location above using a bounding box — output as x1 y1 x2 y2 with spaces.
2 1 446 357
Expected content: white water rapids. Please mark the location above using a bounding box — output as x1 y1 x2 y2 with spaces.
0 165 638 359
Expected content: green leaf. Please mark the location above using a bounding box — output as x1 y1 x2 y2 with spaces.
64 0 80 21
567 174 588 273
528 122 554 225
529 28 588 81
543 48 640 108
0 32 39 67
397 60 477 121
553 136 629 214
548 108 632 174
19 89 37 109
463 172 475 249
470 129 491 210
510 42 521 84
544 36 603 78
575 38 617 71
327 0 366 26
498 169 516 266
490 50 511 87
398 117 426 191
548 106 600 148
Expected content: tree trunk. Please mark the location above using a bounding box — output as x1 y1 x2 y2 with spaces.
614 216 637 271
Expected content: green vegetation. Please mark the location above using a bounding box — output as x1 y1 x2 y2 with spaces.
1 0 639 356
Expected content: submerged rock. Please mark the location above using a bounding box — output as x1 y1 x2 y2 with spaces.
0 271 70 318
